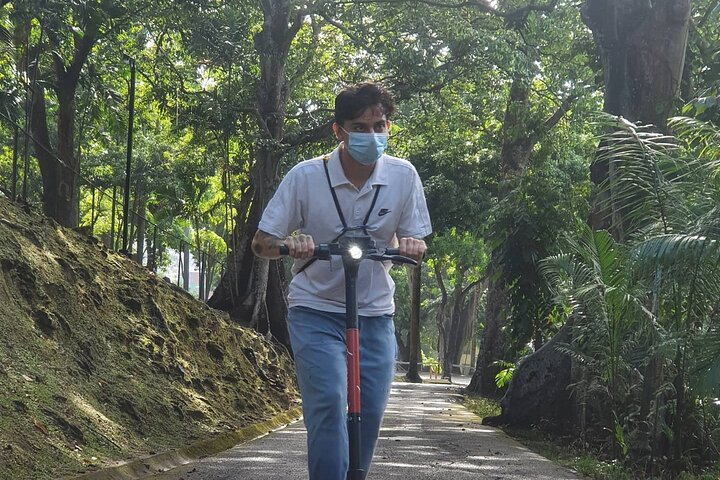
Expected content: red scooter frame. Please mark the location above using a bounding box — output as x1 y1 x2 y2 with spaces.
281 232 416 479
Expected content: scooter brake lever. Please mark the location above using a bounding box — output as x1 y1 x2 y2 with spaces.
368 254 418 266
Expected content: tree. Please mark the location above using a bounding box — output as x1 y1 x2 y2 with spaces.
428 230 487 381
468 71 580 395
12 0 130 227
207 0 327 345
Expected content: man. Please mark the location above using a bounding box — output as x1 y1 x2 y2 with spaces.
252 82 431 479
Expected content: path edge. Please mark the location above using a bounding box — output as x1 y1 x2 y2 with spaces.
64 406 303 480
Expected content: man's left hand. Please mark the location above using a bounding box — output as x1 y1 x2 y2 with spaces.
398 237 427 264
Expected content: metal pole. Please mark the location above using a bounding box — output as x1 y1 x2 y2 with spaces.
110 186 117 250
177 242 182 286
90 187 95 235
11 125 18 200
121 57 136 254
22 83 31 202
151 225 158 272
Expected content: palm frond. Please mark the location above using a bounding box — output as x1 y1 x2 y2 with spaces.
0 23 11 46
632 234 719 269
592 114 700 238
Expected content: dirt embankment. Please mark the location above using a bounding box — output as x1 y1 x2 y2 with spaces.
0 198 297 479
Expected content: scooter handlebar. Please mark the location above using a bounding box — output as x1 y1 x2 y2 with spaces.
278 244 417 265
277 245 325 257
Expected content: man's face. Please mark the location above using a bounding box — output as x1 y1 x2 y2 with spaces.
334 104 390 142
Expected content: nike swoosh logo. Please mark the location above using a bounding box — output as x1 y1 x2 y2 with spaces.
378 208 391 217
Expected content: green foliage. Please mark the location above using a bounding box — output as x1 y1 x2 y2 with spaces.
421 350 440 372
493 360 515 388
542 113 720 470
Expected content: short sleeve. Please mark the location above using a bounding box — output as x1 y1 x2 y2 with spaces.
258 168 304 238
396 168 432 239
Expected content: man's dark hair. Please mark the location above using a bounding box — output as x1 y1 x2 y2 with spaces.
334 82 395 125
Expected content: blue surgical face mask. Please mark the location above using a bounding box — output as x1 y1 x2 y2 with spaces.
341 128 388 166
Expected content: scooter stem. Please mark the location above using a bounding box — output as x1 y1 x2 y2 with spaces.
344 255 364 480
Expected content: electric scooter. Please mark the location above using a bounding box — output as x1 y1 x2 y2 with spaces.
281 229 417 480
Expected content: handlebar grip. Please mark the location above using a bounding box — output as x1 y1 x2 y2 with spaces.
279 245 289 255
385 248 400 256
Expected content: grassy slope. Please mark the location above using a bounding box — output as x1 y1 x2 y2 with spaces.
0 198 298 479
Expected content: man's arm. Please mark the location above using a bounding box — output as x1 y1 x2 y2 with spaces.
252 229 316 260
252 230 283 260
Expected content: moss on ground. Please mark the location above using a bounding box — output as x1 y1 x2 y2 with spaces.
0 198 298 479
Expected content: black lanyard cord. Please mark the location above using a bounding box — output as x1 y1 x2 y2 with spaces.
295 157 381 275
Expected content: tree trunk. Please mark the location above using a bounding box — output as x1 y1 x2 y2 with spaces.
483 0 693 434
405 264 423 383
468 77 532 396
582 0 691 232
581 0 691 451
31 85 80 228
442 270 466 380
147 227 157 272
23 16 99 228
448 277 480 367
395 330 409 362
199 251 206 301
455 284 480 367
468 264 509 396
433 262 449 376
183 227 190 291
208 1 304 349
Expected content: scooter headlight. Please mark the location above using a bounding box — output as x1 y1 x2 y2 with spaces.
348 245 363 260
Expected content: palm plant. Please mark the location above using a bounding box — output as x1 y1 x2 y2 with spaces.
541 226 649 456
541 113 720 471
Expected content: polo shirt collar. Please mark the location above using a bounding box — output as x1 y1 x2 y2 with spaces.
327 145 390 189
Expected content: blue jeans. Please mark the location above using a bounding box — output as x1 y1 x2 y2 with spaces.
288 306 396 480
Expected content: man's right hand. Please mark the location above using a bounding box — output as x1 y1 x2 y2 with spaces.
252 230 315 260
282 233 315 259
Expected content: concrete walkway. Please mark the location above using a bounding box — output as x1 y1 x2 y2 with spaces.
149 381 581 480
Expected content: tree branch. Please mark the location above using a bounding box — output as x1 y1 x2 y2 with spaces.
329 0 558 19
697 0 720 28
315 11 369 47
434 262 449 301
65 27 98 87
282 118 334 149
541 93 577 132
461 275 487 298
332 0 497 13
289 15 322 92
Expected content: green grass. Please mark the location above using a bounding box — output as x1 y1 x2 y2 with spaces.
463 395 501 419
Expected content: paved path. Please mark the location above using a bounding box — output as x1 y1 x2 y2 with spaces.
150 381 581 480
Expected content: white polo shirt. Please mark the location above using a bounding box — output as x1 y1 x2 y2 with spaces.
258 146 432 316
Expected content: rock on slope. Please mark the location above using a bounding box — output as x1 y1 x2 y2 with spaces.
0 198 297 479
